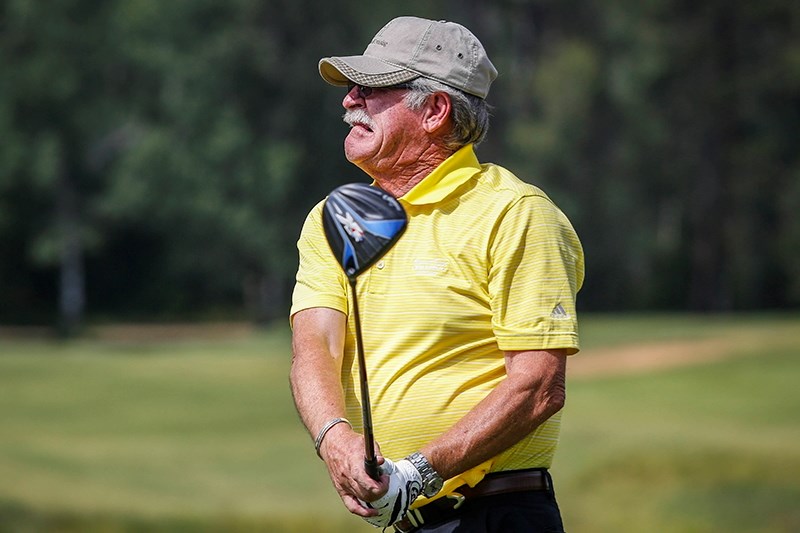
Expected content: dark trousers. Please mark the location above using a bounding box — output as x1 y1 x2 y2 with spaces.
415 489 565 533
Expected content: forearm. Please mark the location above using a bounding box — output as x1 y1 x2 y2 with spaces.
289 308 348 439
290 307 386 514
421 349 567 480
290 345 346 438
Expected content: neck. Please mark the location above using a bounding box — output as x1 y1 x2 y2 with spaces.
363 144 454 198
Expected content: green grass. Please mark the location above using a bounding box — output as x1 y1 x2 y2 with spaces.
558 345 800 532
0 315 798 532
577 311 800 348
0 325 366 532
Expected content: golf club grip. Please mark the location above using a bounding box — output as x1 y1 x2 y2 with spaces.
365 457 380 480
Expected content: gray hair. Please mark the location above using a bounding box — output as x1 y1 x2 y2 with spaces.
403 78 492 150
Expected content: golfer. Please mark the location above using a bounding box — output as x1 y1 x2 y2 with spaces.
290 16 584 532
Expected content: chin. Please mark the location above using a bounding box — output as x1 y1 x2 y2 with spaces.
344 139 372 166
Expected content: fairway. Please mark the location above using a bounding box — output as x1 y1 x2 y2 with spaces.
1 314 798 532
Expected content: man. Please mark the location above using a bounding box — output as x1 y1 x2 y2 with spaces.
290 16 584 532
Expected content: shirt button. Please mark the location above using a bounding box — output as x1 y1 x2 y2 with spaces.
376 260 385 269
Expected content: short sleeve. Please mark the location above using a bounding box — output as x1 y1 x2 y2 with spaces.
290 202 349 324
488 194 585 354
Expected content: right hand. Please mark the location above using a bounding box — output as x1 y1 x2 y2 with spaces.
318 423 388 517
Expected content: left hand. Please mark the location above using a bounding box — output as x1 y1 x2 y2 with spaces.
359 458 423 528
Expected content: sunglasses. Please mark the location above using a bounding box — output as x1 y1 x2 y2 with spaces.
347 82 413 99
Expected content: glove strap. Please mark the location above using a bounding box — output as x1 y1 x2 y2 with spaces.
314 417 352 459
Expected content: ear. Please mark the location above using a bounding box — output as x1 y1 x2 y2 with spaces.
421 92 452 135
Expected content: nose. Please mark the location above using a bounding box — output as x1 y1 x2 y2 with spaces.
343 85 363 109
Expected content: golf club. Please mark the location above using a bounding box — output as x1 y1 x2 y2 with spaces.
322 182 408 480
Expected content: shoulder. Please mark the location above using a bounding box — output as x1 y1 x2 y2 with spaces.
299 199 327 232
473 162 558 215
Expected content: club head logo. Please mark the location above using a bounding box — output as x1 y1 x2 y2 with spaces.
335 211 365 242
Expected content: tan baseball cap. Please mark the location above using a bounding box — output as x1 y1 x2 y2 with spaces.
319 17 498 99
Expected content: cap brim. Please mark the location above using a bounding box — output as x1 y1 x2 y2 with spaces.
319 55 420 87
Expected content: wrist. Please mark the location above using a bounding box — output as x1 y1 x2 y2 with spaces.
405 451 444 497
314 417 352 459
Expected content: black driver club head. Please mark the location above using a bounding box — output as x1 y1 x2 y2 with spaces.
323 183 408 280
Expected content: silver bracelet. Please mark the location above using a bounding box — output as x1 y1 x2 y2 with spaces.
314 417 352 459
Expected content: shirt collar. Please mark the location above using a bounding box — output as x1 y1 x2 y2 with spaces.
399 145 482 206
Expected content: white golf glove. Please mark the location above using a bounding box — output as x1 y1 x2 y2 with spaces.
360 458 422 528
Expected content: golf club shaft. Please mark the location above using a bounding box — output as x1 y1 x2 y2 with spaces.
350 277 380 480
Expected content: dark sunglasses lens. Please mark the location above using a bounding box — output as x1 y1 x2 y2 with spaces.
347 84 373 98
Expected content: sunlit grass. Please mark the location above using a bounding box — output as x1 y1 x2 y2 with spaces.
0 314 798 532
577 311 800 348
558 334 800 532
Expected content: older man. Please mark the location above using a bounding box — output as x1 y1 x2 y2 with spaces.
290 16 584 532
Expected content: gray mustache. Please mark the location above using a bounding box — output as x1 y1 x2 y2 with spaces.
343 109 377 130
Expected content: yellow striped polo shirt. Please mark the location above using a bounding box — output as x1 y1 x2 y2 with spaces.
291 144 584 500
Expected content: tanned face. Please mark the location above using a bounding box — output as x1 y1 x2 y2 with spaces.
341 86 429 178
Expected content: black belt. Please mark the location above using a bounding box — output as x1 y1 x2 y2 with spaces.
393 468 552 533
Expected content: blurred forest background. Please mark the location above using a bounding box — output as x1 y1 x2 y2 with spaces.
1 0 799 333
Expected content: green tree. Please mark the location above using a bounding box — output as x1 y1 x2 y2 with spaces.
493 0 800 310
1 0 798 326
0 0 130 331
